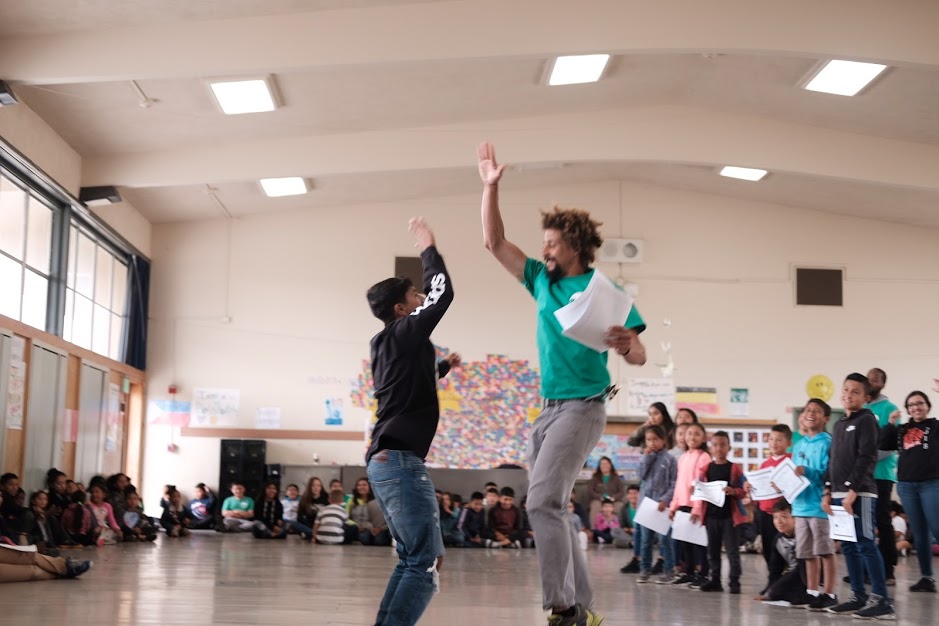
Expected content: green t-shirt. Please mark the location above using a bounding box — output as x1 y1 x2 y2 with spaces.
222 496 254 512
523 259 646 399
867 396 899 482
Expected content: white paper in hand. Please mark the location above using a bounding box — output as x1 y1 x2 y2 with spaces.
828 506 857 542
769 458 810 504
634 497 673 536
691 480 727 508
553 270 634 353
745 468 781 502
672 511 708 547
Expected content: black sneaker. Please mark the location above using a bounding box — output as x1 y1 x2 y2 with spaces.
910 577 937 593
828 595 868 615
620 558 640 574
689 575 709 590
790 592 815 609
852 595 895 621
729 580 741 595
65 559 93 579
671 573 694 586
843 575 871 585
698 578 724 592
809 593 838 612
651 558 664 575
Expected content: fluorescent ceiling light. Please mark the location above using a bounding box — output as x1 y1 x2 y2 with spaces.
210 78 276 114
260 177 308 197
548 54 610 86
804 60 887 97
719 166 768 182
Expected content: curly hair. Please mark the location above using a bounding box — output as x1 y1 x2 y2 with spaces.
540 207 603 269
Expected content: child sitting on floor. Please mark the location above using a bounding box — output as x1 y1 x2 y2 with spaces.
161 487 191 537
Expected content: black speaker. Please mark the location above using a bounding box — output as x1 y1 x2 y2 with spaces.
218 439 267 501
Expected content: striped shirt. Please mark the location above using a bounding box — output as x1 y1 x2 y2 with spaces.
315 504 349 544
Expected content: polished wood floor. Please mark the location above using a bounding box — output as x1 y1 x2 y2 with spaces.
0 533 933 624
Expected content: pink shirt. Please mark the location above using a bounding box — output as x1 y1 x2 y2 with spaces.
670 449 712 512
593 513 621 532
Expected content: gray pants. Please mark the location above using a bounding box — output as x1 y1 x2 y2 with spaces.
223 517 255 532
527 400 606 610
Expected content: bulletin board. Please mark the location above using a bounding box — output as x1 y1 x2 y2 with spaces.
700 419 779 474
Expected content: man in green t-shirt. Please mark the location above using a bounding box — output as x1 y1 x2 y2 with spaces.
478 142 647 626
221 482 256 532
866 367 901 583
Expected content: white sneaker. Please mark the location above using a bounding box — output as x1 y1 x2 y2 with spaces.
578 533 588 551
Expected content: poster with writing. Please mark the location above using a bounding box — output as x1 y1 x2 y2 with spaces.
5 360 25 430
256 407 282 429
730 388 750 416
191 388 240 427
625 378 675 416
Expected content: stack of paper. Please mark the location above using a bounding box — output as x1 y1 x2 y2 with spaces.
553 271 634 352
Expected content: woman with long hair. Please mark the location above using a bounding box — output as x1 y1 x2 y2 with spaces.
587 456 626 523
628 403 676 449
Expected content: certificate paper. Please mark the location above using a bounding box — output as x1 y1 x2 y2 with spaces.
634 497 673 536
829 506 857 542
671 511 708 547
691 480 727 508
553 270 634 353
769 458 810 503
745 468 782 501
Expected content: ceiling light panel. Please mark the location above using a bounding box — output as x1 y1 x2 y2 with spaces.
260 177 308 197
210 78 277 114
719 166 768 181
548 54 611 86
803 60 887 97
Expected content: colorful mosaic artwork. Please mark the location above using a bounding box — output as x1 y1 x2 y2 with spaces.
351 348 541 468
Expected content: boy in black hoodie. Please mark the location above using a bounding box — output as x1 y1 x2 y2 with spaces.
365 217 457 626
822 373 894 619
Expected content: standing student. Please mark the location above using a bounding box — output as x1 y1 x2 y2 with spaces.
478 141 646 626
692 431 747 594
879 390 939 593
745 424 792 596
823 373 894 619
865 367 900 584
669 423 711 587
634 425 677 585
364 217 457 626
788 400 838 611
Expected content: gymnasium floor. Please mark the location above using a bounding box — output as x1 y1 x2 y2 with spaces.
0 534 932 624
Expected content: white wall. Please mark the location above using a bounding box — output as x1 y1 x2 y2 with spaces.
90 200 152 258
143 180 939 508
0 101 82 196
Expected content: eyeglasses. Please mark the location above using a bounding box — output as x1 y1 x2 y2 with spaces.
906 402 927 409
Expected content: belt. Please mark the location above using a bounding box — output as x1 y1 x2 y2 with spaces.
543 385 619 407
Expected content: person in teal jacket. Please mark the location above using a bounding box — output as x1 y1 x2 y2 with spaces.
791 399 838 611
865 367 900 582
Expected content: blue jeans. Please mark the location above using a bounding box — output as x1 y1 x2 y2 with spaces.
360 528 393 546
638 524 675 573
285 519 313 537
833 495 887 598
367 450 444 626
897 479 939 579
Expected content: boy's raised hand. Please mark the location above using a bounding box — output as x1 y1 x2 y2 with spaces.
408 217 436 252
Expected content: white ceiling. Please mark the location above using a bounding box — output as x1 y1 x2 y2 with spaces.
1 0 938 226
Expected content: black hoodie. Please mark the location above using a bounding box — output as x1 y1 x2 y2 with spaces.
825 408 879 497
366 246 454 463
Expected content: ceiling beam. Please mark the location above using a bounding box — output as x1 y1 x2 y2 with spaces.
81 105 939 193
2 0 938 85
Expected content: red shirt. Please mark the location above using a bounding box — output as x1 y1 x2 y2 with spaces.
758 454 792 514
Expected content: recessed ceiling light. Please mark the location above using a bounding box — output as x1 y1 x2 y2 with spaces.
210 78 277 114
548 54 610 86
259 177 308 197
803 60 887 97
719 166 768 182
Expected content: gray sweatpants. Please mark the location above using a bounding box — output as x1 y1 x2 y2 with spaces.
527 399 607 610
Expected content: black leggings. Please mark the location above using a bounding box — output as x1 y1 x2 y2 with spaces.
678 506 709 577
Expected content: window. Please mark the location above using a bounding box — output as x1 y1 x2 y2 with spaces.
63 222 127 360
0 173 54 329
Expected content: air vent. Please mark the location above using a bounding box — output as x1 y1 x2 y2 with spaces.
795 267 843 306
598 238 644 264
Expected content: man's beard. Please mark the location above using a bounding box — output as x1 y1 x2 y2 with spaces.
546 262 563 283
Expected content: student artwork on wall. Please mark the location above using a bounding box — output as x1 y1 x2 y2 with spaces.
726 427 773 473
105 383 121 452
675 386 720 416
351 349 540 469
585 435 643 483
324 398 344 426
191 388 240 427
